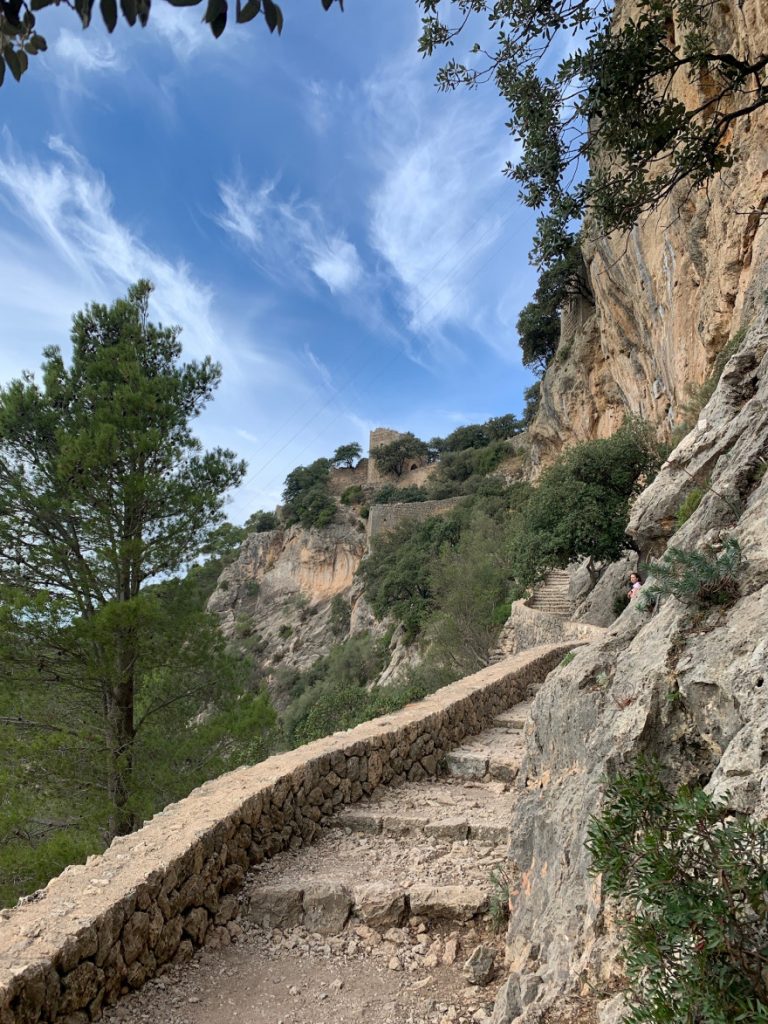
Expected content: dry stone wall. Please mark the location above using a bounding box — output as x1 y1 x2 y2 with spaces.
366 497 462 540
0 645 575 1024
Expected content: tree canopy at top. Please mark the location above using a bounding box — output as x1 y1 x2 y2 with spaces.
0 0 342 85
417 0 768 266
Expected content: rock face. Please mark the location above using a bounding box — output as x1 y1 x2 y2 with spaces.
527 0 768 469
493 311 768 1022
206 509 369 677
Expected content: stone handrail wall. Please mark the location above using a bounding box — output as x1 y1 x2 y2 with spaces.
366 497 462 539
0 644 577 1024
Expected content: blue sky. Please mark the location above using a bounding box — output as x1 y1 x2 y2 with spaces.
0 1 539 523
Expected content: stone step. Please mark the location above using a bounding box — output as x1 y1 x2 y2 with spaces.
337 809 509 845
444 731 525 785
493 704 530 729
245 879 491 934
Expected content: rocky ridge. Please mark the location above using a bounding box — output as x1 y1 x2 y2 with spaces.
206 508 374 679
527 0 768 468
490 304 768 1022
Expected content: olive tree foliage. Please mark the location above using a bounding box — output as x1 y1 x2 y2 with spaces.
0 0 342 85
372 432 430 478
331 442 363 468
417 0 768 267
509 418 662 584
517 238 591 373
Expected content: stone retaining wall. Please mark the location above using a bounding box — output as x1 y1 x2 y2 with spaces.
0 644 576 1024
366 497 463 540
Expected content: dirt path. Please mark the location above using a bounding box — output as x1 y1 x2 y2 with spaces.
102 703 536 1024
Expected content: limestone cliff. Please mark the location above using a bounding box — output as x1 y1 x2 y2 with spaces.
527 0 768 469
206 509 371 680
492 307 768 1022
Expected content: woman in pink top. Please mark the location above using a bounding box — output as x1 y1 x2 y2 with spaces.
627 572 642 600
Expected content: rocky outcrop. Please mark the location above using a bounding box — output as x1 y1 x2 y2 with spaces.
207 509 368 676
492 308 768 1022
527 0 768 469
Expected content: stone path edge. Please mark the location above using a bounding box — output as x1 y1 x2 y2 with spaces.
0 643 580 1024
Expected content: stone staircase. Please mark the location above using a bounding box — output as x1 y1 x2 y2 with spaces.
103 700 539 1024
525 569 571 617
241 702 532 935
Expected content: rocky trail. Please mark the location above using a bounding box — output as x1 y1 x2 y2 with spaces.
101 702 542 1024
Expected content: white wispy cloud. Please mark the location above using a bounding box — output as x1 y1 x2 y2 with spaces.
150 4 210 61
216 174 363 296
53 29 124 75
0 135 223 362
304 345 334 391
364 48 529 359
236 429 261 445
0 134 344 523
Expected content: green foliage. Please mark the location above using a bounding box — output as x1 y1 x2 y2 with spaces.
643 537 743 609
282 640 458 749
331 442 363 468
340 484 364 505
371 484 428 504
0 0 343 86
418 3 768 267
361 515 462 641
586 762 768 1024
428 512 515 673
431 413 523 454
181 522 246 609
0 580 278 906
280 633 391 744
0 280 245 843
560 651 576 667
282 458 336 529
517 239 589 373
278 623 293 640
244 509 278 533
675 487 705 527
372 433 429 478
488 864 511 933
509 418 663 586
522 382 541 427
430 441 507 495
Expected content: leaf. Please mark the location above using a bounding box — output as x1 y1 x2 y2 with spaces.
203 0 227 37
75 0 94 28
137 0 150 27
5 49 25 82
100 0 117 31
235 0 259 24
24 33 47 54
321 0 333 8
262 0 282 33
0 57 5 89
29 0 56 9
120 0 137 25
165 0 202 7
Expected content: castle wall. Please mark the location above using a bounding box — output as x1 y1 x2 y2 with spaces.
366 497 463 540
366 427 431 487
0 645 577 1024
327 460 368 497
